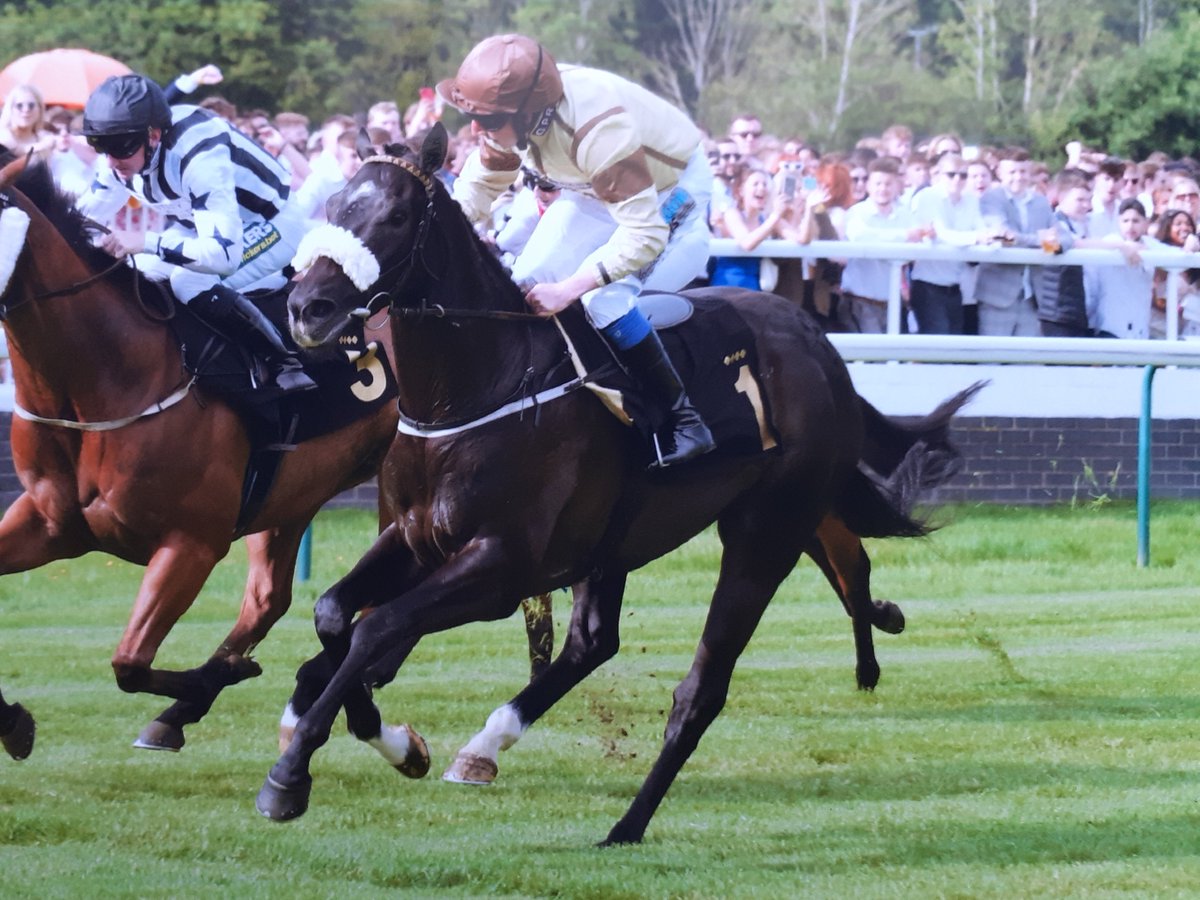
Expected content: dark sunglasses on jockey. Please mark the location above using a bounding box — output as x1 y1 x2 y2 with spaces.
86 131 146 160
467 111 510 132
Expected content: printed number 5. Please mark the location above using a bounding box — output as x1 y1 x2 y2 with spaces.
734 365 777 450
351 347 386 402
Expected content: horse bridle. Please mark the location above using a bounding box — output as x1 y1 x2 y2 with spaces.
352 154 543 325
354 154 440 319
0 190 162 322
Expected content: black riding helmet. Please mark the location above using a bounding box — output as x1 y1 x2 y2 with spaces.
82 74 170 160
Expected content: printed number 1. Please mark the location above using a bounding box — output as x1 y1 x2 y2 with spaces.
734 365 777 451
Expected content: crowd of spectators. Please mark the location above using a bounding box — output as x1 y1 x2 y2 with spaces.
3 66 1199 366
702 116 1200 340
0 70 483 383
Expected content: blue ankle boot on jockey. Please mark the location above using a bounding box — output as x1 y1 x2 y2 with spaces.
189 284 316 395
598 301 715 468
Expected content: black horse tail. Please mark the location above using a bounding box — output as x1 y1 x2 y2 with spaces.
835 381 986 539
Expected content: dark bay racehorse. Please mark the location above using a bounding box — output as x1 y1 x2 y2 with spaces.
0 155 435 770
262 125 977 844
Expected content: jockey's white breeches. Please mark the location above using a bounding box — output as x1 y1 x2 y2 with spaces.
511 147 712 328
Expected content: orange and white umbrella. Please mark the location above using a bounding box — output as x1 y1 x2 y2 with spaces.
0 48 132 109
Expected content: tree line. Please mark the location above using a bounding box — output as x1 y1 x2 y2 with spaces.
3 0 1199 160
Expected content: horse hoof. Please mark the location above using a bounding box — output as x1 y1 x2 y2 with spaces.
874 601 905 635
133 720 185 752
394 725 430 779
1 704 36 761
256 773 312 822
442 752 498 786
856 670 880 692
599 820 644 847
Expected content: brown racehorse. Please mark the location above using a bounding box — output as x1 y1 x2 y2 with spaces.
0 154 437 769
258 125 978 844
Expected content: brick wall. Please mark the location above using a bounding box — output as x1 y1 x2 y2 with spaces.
926 416 1200 504
3 411 1198 510
0 412 17 506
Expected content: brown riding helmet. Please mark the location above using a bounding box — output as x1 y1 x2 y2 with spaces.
436 34 563 119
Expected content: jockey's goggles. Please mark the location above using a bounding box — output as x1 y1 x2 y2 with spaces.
467 111 510 132
86 131 145 159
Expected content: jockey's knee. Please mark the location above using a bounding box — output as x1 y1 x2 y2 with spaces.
582 278 641 329
170 269 219 304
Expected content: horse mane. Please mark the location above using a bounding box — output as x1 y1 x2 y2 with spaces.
10 157 158 296
387 142 531 314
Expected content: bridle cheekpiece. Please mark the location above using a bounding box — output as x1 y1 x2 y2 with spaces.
292 153 439 321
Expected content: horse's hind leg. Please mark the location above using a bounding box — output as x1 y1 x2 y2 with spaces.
444 569 627 786
603 504 811 846
521 593 555 681
0 686 36 761
808 516 904 691
110 539 259 707
138 526 307 751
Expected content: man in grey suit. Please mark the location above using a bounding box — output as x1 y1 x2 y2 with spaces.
975 147 1055 336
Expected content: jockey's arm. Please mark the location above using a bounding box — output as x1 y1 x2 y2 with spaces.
76 166 133 230
452 141 521 228
144 141 244 276
570 113 669 290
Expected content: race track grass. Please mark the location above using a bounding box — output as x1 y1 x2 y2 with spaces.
2 502 1200 898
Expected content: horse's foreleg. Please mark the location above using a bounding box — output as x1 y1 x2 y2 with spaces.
258 537 519 822
0 493 91 760
602 506 810 846
0 492 92 576
0 686 36 761
274 644 428 777
444 570 626 787
138 526 306 751
273 525 431 774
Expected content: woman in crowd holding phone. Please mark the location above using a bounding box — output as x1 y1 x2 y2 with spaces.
709 166 796 289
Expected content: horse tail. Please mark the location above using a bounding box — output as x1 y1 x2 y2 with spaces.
834 380 986 539
859 380 985 492
835 467 930 539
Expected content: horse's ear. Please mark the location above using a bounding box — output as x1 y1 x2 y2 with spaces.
356 128 375 161
419 123 448 177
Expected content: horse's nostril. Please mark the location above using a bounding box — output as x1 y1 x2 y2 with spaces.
303 298 337 324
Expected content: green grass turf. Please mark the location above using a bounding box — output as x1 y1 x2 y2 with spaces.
1 502 1199 898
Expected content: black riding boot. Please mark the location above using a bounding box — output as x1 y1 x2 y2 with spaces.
190 285 316 395
611 329 715 467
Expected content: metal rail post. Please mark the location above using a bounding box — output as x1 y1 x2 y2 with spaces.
1137 365 1157 568
298 523 313 582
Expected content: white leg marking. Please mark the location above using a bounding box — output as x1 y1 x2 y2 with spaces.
460 704 526 759
367 724 413 766
280 703 299 731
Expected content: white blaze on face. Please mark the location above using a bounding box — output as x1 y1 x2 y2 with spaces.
0 205 31 297
292 222 381 292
